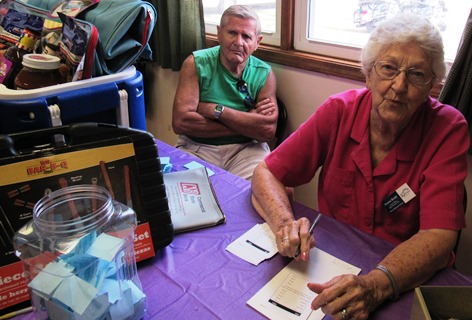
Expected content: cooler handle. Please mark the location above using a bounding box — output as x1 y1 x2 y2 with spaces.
48 104 65 146
118 89 130 127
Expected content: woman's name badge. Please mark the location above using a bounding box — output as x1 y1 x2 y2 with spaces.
382 183 416 213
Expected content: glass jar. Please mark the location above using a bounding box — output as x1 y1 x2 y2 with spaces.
0 28 40 89
14 54 64 90
13 185 146 320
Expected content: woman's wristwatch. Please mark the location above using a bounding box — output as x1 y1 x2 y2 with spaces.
214 104 225 120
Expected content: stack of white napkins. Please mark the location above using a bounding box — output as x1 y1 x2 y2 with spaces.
226 223 278 265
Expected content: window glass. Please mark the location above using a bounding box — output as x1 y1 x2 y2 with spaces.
202 0 280 46
300 0 472 62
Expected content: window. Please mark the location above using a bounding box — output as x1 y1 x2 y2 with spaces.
296 0 472 62
202 0 471 90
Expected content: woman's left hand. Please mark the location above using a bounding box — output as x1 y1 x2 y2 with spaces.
308 274 383 320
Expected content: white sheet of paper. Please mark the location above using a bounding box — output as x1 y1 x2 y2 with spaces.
247 248 361 320
226 223 278 265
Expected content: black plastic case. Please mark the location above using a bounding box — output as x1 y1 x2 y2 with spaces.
0 122 174 266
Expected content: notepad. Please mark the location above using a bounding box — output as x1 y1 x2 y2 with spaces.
247 248 361 320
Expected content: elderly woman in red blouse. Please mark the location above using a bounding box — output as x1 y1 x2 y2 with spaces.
251 14 469 320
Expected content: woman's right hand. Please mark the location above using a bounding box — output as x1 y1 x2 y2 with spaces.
276 216 314 261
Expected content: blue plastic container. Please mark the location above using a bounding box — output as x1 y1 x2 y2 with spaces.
0 66 146 134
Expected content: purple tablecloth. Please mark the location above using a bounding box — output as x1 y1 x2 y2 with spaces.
13 140 472 320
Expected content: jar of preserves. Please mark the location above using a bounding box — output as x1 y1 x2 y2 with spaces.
14 53 64 90
13 185 146 320
0 28 40 89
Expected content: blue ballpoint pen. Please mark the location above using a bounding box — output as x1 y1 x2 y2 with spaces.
295 213 321 257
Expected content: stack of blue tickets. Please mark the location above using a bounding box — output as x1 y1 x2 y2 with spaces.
27 231 146 320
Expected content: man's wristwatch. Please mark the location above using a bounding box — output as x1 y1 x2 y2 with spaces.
213 104 225 120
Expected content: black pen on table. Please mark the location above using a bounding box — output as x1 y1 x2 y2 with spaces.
295 213 321 258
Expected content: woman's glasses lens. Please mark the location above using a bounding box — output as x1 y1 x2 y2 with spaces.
373 61 433 85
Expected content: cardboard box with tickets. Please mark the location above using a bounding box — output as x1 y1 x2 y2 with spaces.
0 123 174 313
410 286 472 320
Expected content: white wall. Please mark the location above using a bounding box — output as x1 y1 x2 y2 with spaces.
145 62 471 276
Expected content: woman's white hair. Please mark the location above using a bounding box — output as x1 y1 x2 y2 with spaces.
220 5 261 35
361 14 446 85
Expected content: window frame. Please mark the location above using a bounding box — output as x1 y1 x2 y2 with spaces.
205 0 443 97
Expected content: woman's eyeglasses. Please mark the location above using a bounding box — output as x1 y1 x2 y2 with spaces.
373 61 435 86
237 79 256 109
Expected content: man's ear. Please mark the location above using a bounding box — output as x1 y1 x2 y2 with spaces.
216 25 222 42
256 34 263 47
